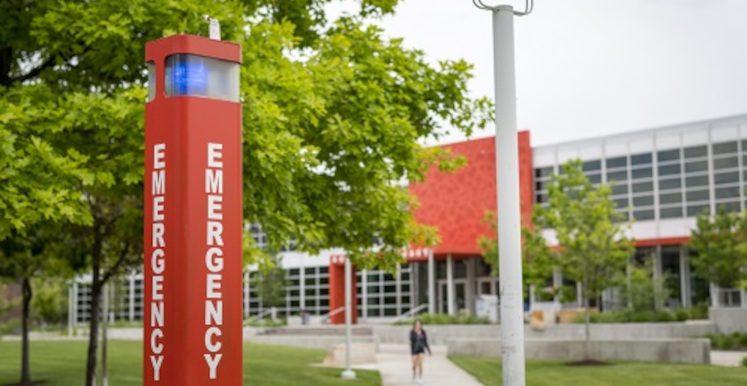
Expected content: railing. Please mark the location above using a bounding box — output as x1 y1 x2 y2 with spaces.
320 306 345 324
244 308 273 325
391 303 428 324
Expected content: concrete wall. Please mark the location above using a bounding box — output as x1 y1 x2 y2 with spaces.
246 335 378 351
373 322 714 345
709 307 747 333
447 338 711 364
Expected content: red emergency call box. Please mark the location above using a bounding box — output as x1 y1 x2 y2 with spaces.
144 34 243 385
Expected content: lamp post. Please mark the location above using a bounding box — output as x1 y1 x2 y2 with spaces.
341 257 356 379
472 1 534 385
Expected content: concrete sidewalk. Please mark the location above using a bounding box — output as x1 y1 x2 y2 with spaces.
376 344 481 386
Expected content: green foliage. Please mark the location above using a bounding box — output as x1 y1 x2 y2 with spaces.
30 278 68 325
393 312 491 325
542 160 635 304
622 260 670 312
478 209 555 296
689 206 747 289
253 253 289 308
706 332 747 351
742 356 747 367
574 307 707 323
245 318 287 327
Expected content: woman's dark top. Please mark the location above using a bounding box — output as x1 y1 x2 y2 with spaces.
410 329 431 355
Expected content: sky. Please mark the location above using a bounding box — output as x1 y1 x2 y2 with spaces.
328 0 747 146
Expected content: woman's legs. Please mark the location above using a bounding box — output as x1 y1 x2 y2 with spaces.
416 353 425 378
411 355 418 379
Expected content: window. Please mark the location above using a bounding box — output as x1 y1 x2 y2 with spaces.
657 149 680 162
613 198 629 209
716 201 741 213
686 175 708 188
631 167 652 179
631 153 652 165
685 161 708 173
587 174 602 184
686 189 710 202
535 167 554 178
659 178 682 190
684 145 707 158
658 164 680 176
606 156 627 169
660 207 683 219
611 184 628 195
714 171 739 185
713 156 738 170
582 160 601 172
632 181 653 193
535 181 549 191
712 141 738 155
687 204 709 217
607 170 628 182
633 209 655 221
715 186 740 199
659 192 683 204
633 195 654 207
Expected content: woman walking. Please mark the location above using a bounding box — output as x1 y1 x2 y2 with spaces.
409 319 431 384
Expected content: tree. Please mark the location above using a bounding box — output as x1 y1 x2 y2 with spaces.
689 206 747 300
478 209 554 297
252 252 289 320
31 278 69 327
2 1 489 384
541 159 634 360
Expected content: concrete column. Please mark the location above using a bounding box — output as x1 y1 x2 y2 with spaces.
362 270 368 320
395 263 402 315
447 254 455 315
244 272 250 319
72 282 78 326
466 258 476 315
128 275 135 322
428 250 435 314
68 285 74 336
653 246 664 310
552 268 562 303
680 247 692 308
299 259 306 313
576 282 582 307
710 283 720 308
741 288 747 308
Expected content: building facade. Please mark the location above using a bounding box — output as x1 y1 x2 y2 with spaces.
71 114 747 325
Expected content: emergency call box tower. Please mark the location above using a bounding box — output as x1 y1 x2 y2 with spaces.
144 34 243 385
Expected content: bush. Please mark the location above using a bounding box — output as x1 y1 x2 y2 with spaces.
742 356 747 367
573 307 707 324
706 332 747 351
393 313 491 326
245 318 286 327
0 318 22 335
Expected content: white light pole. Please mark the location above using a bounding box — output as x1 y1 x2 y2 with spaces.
473 1 534 385
341 257 356 379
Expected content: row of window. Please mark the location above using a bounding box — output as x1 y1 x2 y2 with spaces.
534 139 747 219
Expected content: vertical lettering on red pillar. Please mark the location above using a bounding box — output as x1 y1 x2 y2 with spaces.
204 143 224 379
150 143 166 381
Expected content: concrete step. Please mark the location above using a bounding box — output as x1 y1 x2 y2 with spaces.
260 326 374 336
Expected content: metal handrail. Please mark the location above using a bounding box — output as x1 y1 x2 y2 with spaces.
392 303 428 324
244 308 273 325
320 306 345 324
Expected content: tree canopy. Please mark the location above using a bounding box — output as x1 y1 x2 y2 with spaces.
689 206 747 290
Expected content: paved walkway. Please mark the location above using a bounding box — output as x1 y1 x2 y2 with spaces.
711 350 747 367
376 344 481 386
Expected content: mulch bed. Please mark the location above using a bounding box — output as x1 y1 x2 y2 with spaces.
566 359 612 366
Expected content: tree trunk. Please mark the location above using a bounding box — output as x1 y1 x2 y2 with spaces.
20 277 33 385
85 252 102 386
583 287 591 360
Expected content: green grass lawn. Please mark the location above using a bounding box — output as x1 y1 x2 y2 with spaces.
450 356 747 386
0 340 381 385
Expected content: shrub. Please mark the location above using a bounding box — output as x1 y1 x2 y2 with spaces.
573 306 708 324
741 356 747 367
706 332 747 350
393 313 491 326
